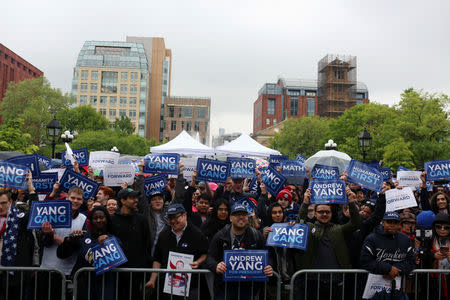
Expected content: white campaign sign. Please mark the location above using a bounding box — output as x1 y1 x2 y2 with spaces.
42 168 66 181
163 251 194 297
385 187 417 212
363 274 401 299
181 158 198 182
89 151 120 172
103 165 135 186
397 171 422 189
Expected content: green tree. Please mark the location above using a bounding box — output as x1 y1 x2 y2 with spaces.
0 77 74 144
56 106 109 133
382 137 415 172
0 119 39 153
113 115 135 135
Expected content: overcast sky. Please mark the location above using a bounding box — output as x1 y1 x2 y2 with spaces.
2 0 449 138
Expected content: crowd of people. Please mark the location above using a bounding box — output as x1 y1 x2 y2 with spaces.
0 158 449 300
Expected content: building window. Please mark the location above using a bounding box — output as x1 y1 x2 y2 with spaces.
120 84 127 94
130 72 138 82
129 97 136 107
80 83 88 92
194 121 200 132
290 97 298 116
171 121 177 131
89 96 97 105
81 70 88 80
109 109 116 118
121 72 128 81
273 119 277 124
91 71 98 81
335 70 344 79
267 99 275 115
307 98 315 116
130 84 137 94
184 106 193 118
110 96 117 106
99 108 106 115
186 121 192 131
181 121 185 129
129 110 136 120
163 80 167 85
140 99 145 105
266 118 270 125
178 106 182 117
139 112 145 118
101 71 118 93
100 96 107 106
119 109 127 117
197 107 207 118
167 106 174 117
205 121 208 132
79 95 87 105
120 97 127 106
90 83 97 93
357 93 365 99
356 100 363 105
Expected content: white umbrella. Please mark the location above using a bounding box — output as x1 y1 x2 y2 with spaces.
304 150 352 173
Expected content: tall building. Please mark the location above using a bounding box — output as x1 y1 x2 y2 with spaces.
162 96 210 145
0 43 43 102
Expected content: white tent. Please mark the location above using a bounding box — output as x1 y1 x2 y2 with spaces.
215 133 281 157
150 130 214 156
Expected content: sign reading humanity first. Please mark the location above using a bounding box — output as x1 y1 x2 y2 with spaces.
60 168 100 199
144 153 180 175
196 158 230 183
223 250 268 282
347 160 383 192
27 200 72 229
266 223 309 250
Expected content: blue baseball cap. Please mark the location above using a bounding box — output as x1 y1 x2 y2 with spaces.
231 204 248 215
167 203 186 215
383 211 400 221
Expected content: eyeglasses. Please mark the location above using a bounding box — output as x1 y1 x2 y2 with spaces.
316 210 331 215
435 224 450 230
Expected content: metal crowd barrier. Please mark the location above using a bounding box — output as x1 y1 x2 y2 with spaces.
0 266 67 300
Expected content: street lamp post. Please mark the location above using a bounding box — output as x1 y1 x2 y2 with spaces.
61 130 76 143
46 116 62 159
111 146 119 153
359 127 372 163
325 139 337 150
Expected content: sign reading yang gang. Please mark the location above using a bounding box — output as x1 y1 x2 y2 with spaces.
35 154 52 169
311 164 339 180
296 154 307 164
227 157 256 179
144 153 180 175
223 250 268 282
27 200 72 229
60 168 100 199
62 148 89 167
309 179 347 204
196 158 230 183
380 167 392 181
6 154 40 177
266 223 309 251
347 160 383 192
92 236 128 275
261 166 287 196
144 174 167 197
0 162 28 190
32 172 58 194
425 159 450 181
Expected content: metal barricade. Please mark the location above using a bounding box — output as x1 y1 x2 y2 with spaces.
408 269 450 300
0 266 67 300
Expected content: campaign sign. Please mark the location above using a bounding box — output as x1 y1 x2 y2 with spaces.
266 223 309 250
89 151 120 172
181 158 197 182
234 197 257 213
196 158 230 184
163 251 194 296
227 157 256 179
248 176 259 194
103 164 135 187
62 148 89 167
363 274 401 299
119 160 140 174
32 172 58 194
144 174 167 197
92 236 128 275
27 200 72 229
385 187 418 212
380 167 392 181
0 161 28 190
42 168 65 181
144 153 180 175
397 171 422 189
6 154 40 177
309 179 348 204
261 166 287 196
285 206 299 222
223 250 268 282
425 159 450 181
347 160 383 193
280 160 306 177
60 168 100 199
296 154 307 164
35 154 52 169
311 164 339 180
269 155 289 168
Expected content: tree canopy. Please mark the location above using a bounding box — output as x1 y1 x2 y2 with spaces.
0 119 39 154
56 105 109 133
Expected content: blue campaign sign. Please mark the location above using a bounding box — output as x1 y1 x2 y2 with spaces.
227 157 256 179
285 206 299 222
309 179 348 204
280 160 306 177
347 160 383 192
32 172 58 194
397 165 411 172
295 154 307 164
62 148 89 167
35 154 52 169
269 155 289 168
223 250 268 282
6 154 40 177
234 197 257 213
92 236 128 275
380 167 392 181
60 168 100 199
248 176 259 194
144 153 180 175
261 166 287 196
196 158 230 183
311 164 339 180
0 161 28 190
144 174 167 197
425 159 450 181
27 200 72 229
266 223 309 250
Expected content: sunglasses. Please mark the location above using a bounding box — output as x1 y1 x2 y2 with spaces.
316 210 331 215
435 224 450 230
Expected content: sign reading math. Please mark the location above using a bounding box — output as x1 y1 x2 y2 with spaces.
261 166 287 196
425 159 450 181
196 158 230 184
0 161 28 190
311 164 339 180
347 160 383 192
62 148 89 167
223 250 268 282
227 157 255 179
92 236 128 275
266 223 309 250
33 172 58 194
280 160 306 177
309 179 347 204
144 153 180 175
27 200 72 229
60 168 100 199
144 174 167 197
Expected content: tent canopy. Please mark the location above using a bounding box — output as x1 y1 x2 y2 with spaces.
215 133 281 157
150 130 214 156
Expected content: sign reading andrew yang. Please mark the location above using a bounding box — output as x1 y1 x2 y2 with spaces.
62 148 89 167
309 179 347 204
347 160 383 192
261 166 287 196
296 154 307 164
0 162 28 190
6 154 40 177
60 168 100 199
144 174 167 197
425 159 450 181
33 172 58 194
266 223 309 250
311 164 339 180
380 167 392 181
269 155 289 167
227 157 255 179
196 158 230 183
27 200 72 229
144 153 180 175
223 250 268 282
92 236 128 275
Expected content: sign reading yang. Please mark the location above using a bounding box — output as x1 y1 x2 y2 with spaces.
32 172 58 194
295 154 307 164
92 236 128 275
62 148 89 167
144 174 167 197
234 197 257 213
223 250 268 282
60 168 100 199
380 167 392 181
35 154 52 169
196 158 230 183
0 161 28 190
311 164 339 180
6 154 40 177
425 159 450 181
309 179 348 204
227 157 255 179
261 166 287 196
144 153 180 175
347 160 383 192
266 223 309 250
27 200 72 229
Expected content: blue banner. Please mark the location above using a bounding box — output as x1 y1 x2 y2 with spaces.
311 164 339 180
248 176 259 194
196 158 230 183
425 159 450 181
6 154 40 177
261 166 287 196
285 206 299 222
269 155 289 168
35 154 52 169
0 161 28 190
62 148 89 167
280 160 306 177
144 174 167 197
266 223 309 250
27 200 72 229
347 160 383 192
33 172 58 194
309 179 348 204
380 167 392 181
60 169 100 199
92 236 128 275
295 154 307 164
143 153 180 175
223 250 268 282
234 197 257 213
227 157 256 179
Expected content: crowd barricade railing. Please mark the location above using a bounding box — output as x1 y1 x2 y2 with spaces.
0 266 67 300
72 267 282 300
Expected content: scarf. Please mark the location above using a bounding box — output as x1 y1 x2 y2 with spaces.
1 205 21 266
